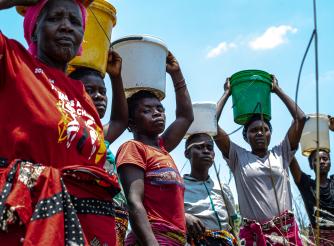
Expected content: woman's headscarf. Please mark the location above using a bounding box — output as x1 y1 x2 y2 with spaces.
23 0 88 56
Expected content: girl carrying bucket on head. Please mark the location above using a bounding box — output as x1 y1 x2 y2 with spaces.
116 51 194 246
0 0 121 244
214 75 306 245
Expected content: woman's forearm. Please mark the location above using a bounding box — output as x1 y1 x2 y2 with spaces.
275 86 305 121
172 70 193 124
128 202 159 246
105 74 128 143
216 91 230 121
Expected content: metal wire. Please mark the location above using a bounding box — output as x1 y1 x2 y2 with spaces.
294 0 320 243
87 6 111 43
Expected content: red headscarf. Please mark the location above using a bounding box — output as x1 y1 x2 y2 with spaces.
23 0 88 56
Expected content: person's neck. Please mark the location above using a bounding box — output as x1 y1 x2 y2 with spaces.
252 148 268 158
190 168 209 182
319 174 329 187
38 54 67 72
134 133 160 148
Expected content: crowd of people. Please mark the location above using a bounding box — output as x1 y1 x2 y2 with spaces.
0 0 333 245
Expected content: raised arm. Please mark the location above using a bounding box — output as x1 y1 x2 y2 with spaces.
214 79 232 158
103 50 128 144
289 157 302 184
272 76 306 150
118 165 159 246
0 0 39 10
161 51 193 152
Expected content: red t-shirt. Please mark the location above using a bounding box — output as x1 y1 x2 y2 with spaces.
0 32 106 168
116 140 186 235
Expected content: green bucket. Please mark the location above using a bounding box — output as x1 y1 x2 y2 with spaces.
230 70 272 125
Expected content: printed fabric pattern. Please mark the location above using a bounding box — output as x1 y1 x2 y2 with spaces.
0 160 120 245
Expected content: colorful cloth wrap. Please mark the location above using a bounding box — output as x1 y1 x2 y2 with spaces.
188 229 237 246
125 223 186 246
239 210 303 246
114 205 129 246
105 140 129 245
309 227 334 246
23 0 90 56
0 159 120 245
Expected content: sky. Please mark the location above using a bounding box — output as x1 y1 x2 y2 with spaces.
1 0 333 226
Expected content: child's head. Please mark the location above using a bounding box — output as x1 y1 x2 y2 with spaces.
127 90 165 136
69 67 107 118
185 133 215 172
308 149 331 176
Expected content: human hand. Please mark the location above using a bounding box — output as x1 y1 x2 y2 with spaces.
106 49 122 78
224 77 231 96
271 75 280 93
328 115 334 131
166 51 181 76
185 213 206 239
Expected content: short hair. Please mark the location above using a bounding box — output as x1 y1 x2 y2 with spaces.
68 67 103 81
127 90 159 119
242 114 272 141
308 149 330 169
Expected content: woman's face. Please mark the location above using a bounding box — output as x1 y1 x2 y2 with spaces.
130 97 166 136
34 0 84 64
246 120 271 152
311 150 331 175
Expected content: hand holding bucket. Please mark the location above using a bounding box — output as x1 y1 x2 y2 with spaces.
271 75 280 93
224 78 231 96
106 50 122 78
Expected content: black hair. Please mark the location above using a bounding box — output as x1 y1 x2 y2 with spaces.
68 67 104 81
127 90 159 120
242 114 272 141
308 149 330 169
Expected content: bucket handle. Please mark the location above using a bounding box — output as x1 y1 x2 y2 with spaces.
111 36 144 47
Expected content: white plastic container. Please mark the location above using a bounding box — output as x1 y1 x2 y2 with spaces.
300 113 330 156
185 102 217 138
111 35 168 100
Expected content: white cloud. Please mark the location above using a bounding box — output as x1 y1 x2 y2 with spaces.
249 25 297 50
206 42 237 58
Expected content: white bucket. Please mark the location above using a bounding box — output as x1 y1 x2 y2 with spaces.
300 113 330 156
185 102 217 138
111 35 168 100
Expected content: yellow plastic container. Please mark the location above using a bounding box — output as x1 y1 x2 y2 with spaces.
68 0 117 77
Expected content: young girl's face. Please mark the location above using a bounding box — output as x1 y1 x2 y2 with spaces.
187 134 215 170
132 97 166 135
80 74 107 118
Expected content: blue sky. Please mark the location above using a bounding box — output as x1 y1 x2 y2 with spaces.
1 0 333 225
